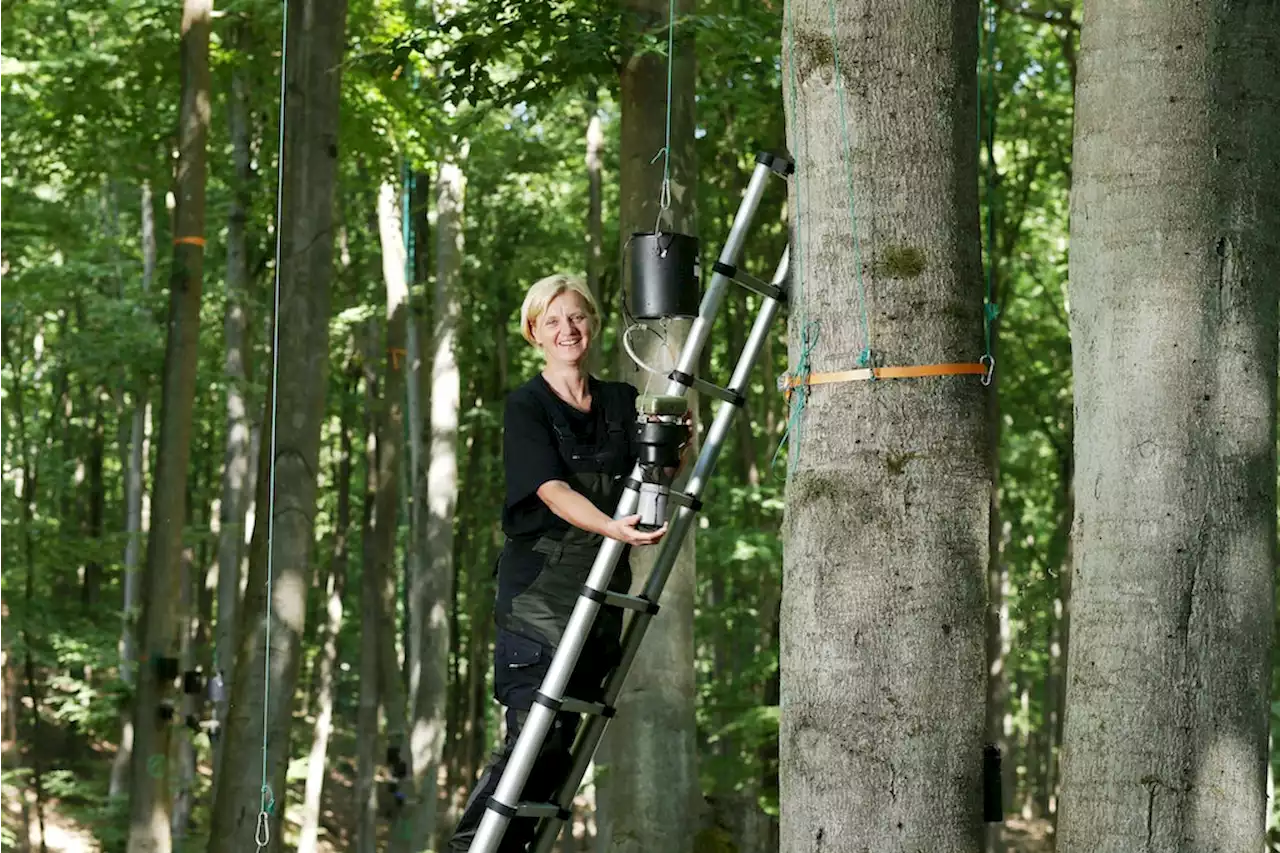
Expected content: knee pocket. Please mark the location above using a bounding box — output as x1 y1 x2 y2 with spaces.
494 628 550 709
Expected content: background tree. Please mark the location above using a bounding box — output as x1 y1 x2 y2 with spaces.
206 0 350 848
126 0 212 847
1056 3 1280 851
597 2 702 852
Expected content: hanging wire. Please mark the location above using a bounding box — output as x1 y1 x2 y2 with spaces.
258 0 289 846
652 0 676 235
978 0 1000 386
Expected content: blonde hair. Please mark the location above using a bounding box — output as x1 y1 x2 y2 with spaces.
520 274 601 346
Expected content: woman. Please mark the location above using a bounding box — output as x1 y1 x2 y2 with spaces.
448 274 681 852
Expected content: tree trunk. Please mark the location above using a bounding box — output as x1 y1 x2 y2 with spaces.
111 180 156 799
586 105 605 305
407 151 464 850
5 321 50 853
1056 4 1279 851
83 403 106 608
213 19 255 781
297 371 353 853
599 2 700 851
984 293 1010 853
357 327 382 853
371 177 419 850
205 0 348 847
2 641 31 847
586 100 606 359
127 0 212 846
1049 455 1072 827
780 2 988 852
171 545 197 840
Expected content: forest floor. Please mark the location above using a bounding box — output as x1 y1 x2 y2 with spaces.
4 718 1057 853
2 726 108 853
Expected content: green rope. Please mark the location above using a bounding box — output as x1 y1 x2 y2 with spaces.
979 0 1000 376
651 0 677 232
826 0 871 367
773 0 819 475
259 0 289 846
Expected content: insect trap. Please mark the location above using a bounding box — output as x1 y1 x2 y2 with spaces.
625 230 699 531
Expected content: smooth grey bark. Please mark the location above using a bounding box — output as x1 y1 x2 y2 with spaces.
111 180 156 801
357 327 382 853
984 296 1010 853
1048 451 1073 826
586 104 606 362
205 0 348 847
1056 3 1280 852
7 320 51 853
586 108 604 305
126 0 212 846
213 18 255 760
171 547 196 840
780 2 988 851
372 177 421 853
598 2 700 851
405 153 464 850
297 366 355 853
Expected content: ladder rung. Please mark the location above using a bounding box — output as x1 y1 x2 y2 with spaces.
713 260 785 301
666 370 745 408
666 490 703 512
515 802 571 820
534 689 618 718
560 697 617 718
755 150 795 177
603 589 661 615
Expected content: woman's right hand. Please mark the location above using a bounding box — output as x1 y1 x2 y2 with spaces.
606 514 668 546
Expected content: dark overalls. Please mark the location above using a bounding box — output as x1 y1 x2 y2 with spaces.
449 385 635 852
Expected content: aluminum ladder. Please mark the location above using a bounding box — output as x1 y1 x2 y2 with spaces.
471 149 794 853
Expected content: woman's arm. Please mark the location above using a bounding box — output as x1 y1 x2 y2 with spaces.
536 480 666 546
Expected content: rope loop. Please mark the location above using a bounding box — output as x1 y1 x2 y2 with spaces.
651 0 676 233
771 320 820 473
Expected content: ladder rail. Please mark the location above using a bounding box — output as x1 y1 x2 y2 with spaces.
468 153 791 853
530 246 790 853
665 160 775 384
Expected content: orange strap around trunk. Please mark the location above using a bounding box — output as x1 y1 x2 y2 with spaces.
780 362 989 400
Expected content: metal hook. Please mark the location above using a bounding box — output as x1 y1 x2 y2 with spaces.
980 353 995 386
255 811 271 849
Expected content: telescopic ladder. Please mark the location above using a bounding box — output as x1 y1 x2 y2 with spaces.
470 150 794 853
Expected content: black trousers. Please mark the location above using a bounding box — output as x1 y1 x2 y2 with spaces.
447 706 582 852
447 625 619 852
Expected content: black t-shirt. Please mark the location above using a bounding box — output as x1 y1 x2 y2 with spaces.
501 374 639 541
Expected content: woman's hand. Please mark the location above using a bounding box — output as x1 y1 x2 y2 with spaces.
606 514 668 546
538 480 667 545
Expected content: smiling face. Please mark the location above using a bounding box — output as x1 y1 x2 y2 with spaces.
534 290 593 368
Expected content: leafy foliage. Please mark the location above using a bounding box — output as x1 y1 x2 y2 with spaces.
10 0 1266 849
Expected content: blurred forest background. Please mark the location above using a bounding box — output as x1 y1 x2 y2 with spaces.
1 0 1274 851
